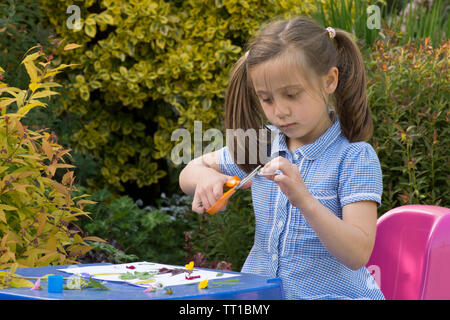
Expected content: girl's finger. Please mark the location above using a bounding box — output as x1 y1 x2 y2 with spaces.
204 188 219 210
192 193 205 214
264 156 297 178
212 183 224 200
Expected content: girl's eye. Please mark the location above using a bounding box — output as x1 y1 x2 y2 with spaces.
286 92 299 99
260 97 272 104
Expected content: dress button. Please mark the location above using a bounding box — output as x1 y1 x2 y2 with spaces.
293 153 299 161
277 220 283 228
272 254 277 261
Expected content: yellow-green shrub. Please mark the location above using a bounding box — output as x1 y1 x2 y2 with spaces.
0 45 102 269
367 37 449 214
37 0 321 192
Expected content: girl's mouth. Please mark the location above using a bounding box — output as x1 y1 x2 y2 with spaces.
280 123 296 129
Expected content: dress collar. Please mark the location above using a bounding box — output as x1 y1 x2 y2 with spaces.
268 112 342 161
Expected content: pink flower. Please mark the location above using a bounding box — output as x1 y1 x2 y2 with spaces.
143 285 155 293
31 278 41 290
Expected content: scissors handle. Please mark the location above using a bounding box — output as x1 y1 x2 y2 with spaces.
225 176 240 188
206 188 237 215
206 176 240 215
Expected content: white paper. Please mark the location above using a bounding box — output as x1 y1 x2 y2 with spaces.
58 261 239 288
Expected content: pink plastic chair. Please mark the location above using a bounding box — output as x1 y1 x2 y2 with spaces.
366 204 450 300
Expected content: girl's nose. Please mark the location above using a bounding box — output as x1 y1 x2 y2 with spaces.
273 100 291 118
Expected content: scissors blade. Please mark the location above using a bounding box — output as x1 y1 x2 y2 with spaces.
234 165 261 190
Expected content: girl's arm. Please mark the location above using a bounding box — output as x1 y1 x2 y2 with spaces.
302 199 377 270
261 156 377 270
179 151 251 214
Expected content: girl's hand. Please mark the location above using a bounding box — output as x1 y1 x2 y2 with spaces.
260 156 311 211
191 168 252 214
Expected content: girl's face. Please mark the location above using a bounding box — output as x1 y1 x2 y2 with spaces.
249 55 338 151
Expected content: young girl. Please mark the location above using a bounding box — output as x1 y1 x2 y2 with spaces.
179 16 385 300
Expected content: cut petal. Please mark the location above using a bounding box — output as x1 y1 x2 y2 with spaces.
198 279 208 289
30 278 41 290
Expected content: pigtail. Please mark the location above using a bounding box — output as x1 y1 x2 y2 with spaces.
224 54 270 173
332 29 373 142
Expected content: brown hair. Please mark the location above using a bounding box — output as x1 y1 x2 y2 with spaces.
224 16 373 173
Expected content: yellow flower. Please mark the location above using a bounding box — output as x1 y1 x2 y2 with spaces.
198 279 208 289
185 261 194 271
400 132 406 142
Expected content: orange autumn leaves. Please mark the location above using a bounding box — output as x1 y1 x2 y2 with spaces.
0 44 103 268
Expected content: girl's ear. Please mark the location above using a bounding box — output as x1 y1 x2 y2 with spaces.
323 66 339 94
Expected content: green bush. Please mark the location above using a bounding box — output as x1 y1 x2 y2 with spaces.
0 0 54 89
37 0 319 193
77 187 194 264
186 189 255 271
367 37 449 215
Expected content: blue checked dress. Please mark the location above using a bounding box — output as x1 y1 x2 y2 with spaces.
218 116 385 300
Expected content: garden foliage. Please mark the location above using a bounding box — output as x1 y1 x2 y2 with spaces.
0 0 54 89
0 45 100 269
367 36 449 215
313 0 449 49
0 0 96 188
77 188 192 265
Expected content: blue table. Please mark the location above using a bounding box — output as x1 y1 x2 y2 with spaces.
0 263 284 300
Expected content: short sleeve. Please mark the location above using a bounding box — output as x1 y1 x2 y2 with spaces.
217 146 248 180
338 142 383 207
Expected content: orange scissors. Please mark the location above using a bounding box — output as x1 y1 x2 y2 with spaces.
205 165 261 215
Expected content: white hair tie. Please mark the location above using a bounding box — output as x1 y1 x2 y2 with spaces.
326 27 336 39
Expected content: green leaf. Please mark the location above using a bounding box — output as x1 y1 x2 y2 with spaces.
85 277 110 290
21 52 43 64
18 101 46 117
30 90 59 100
85 24 97 38
10 277 34 288
23 61 38 84
102 14 114 25
118 272 136 280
